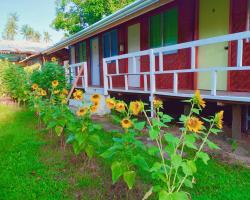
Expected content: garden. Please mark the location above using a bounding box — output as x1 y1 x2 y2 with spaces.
0 59 250 200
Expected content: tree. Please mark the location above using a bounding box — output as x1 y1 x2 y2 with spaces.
2 13 19 40
52 0 135 35
32 31 41 42
43 31 52 43
21 24 34 41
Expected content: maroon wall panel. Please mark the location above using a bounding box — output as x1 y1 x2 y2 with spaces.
229 0 250 92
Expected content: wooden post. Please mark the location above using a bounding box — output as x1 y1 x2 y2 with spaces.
103 60 109 95
150 49 156 117
232 104 242 139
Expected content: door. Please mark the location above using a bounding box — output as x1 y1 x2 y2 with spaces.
198 0 229 91
90 37 100 86
128 23 140 87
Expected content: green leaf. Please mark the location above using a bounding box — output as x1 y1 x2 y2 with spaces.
172 191 189 200
210 128 221 135
149 127 160 140
132 155 149 171
184 134 197 150
55 125 63 136
184 178 193 188
148 146 159 156
171 154 182 168
196 152 210 165
182 162 193 176
164 133 180 145
187 160 197 174
192 108 200 115
159 190 171 200
85 145 94 159
207 140 220 150
111 161 124 184
123 171 136 189
134 121 146 131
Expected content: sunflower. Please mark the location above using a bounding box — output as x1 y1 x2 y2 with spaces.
115 102 126 113
41 89 47 96
106 98 116 109
62 88 68 95
193 90 206 108
90 104 98 113
186 117 203 133
129 101 144 116
73 90 83 100
53 90 60 95
32 83 38 90
76 107 88 117
121 118 133 129
51 57 57 62
215 110 224 129
59 93 66 99
52 80 59 88
61 99 67 104
153 98 163 109
90 93 101 103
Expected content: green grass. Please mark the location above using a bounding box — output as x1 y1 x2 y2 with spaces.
0 104 250 200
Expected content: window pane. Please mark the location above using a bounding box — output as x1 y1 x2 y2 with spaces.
163 8 178 45
111 30 118 56
103 33 110 58
150 14 162 48
82 41 87 61
79 42 83 62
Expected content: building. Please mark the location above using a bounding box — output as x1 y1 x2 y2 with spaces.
0 40 50 66
39 0 250 139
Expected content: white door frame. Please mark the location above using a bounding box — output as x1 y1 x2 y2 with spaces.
90 37 100 86
128 23 141 87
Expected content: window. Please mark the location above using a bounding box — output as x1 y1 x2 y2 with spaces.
102 30 118 58
150 8 178 48
76 41 87 62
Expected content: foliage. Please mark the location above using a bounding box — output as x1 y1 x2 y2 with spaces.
52 0 135 35
21 24 41 42
0 60 29 103
2 13 18 40
30 61 67 92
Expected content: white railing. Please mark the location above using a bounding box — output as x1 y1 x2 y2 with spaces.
69 61 88 90
103 31 250 116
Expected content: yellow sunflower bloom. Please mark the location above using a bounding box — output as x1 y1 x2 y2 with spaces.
121 118 133 129
61 99 67 104
73 90 84 100
153 98 163 109
76 107 88 117
215 110 224 129
186 117 203 133
106 98 116 109
115 102 126 113
51 57 57 62
129 101 144 116
52 80 59 88
53 90 60 95
90 93 101 103
62 88 68 95
32 83 38 90
90 104 98 113
41 90 47 96
194 90 206 108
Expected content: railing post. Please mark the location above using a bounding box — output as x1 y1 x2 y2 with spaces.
124 75 128 91
237 39 243 67
191 47 196 69
144 74 147 92
116 59 119 74
83 62 88 90
211 70 217 96
173 72 178 94
103 60 109 95
159 52 163 72
133 56 137 73
149 49 156 118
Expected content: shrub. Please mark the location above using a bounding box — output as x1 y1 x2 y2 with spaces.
0 60 29 103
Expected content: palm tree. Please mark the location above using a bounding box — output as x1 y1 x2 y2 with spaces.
32 31 41 42
2 13 18 40
43 31 52 43
21 24 34 41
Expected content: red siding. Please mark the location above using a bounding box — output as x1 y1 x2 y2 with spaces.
229 0 250 92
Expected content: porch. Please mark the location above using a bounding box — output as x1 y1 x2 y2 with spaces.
68 31 250 107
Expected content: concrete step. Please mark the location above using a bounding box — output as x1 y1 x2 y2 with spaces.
69 87 110 115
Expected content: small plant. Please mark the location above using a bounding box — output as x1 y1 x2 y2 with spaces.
105 91 223 200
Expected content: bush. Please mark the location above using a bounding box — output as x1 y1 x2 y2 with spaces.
0 60 29 103
30 62 67 91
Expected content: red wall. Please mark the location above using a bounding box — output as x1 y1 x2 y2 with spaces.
229 0 250 92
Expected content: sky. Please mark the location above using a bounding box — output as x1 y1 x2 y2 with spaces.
0 0 65 44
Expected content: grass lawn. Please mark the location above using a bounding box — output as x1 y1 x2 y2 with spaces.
0 104 250 200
